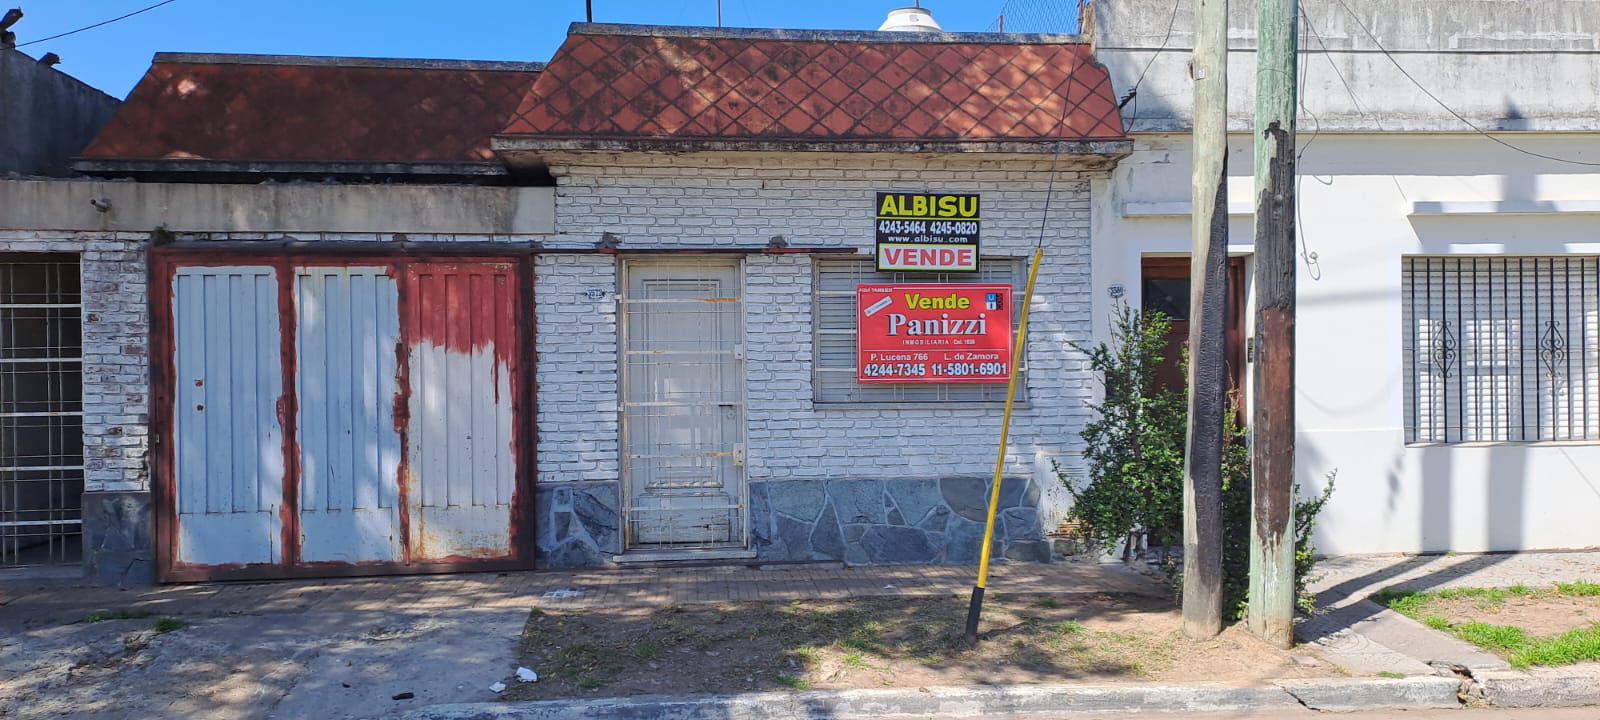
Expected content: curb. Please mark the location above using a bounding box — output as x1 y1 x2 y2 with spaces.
1273 677 1461 712
1479 668 1600 708
402 678 1466 720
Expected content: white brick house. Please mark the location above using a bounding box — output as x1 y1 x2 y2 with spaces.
1 25 1132 582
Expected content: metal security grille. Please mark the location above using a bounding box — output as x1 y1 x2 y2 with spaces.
0 254 84 566
813 258 1027 404
1403 256 1600 444
620 260 746 550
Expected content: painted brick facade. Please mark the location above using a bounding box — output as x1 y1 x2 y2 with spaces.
534 152 1104 566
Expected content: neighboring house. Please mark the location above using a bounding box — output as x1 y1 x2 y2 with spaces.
1089 0 1600 554
1 20 1130 584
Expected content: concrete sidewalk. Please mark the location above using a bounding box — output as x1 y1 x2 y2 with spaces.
0 559 1162 720
1297 549 1600 707
0 558 1161 623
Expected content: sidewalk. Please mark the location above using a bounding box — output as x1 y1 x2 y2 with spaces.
1297 549 1600 706
1 558 1161 623
0 559 1162 720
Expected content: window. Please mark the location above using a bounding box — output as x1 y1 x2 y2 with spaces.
812 258 1026 404
1403 256 1600 443
1 254 83 566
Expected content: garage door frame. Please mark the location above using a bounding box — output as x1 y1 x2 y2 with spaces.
149 249 537 582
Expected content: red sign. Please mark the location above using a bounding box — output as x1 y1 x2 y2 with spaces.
856 284 1013 384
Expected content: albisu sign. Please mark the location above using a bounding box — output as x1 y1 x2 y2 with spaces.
875 192 981 272
856 284 1013 383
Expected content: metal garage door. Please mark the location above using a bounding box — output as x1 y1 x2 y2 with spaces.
156 256 527 581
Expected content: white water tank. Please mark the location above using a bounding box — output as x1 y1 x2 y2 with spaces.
878 6 943 32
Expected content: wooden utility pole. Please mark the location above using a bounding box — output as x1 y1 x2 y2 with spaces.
1249 0 1299 648
1182 0 1229 639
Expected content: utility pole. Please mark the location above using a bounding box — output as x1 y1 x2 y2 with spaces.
1250 0 1299 649
1182 0 1229 639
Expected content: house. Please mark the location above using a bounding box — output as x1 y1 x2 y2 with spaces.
1089 0 1600 554
6 0 1594 587
1 18 1129 583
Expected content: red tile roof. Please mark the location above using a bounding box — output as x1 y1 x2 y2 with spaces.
79 54 541 171
498 26 1125 146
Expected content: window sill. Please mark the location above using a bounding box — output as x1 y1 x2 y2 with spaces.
811 401 1032 411
1405 440 1600 449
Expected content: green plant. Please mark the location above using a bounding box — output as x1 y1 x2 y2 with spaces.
1061 304 1187 561
152 617 187 634
1066 302 1335 619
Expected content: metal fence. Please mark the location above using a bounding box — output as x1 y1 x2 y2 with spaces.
1403 256 1600 444
0 254 84 566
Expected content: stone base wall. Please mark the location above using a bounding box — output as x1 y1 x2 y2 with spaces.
80 490 153 586
752 476 1049 565
533 481 620 569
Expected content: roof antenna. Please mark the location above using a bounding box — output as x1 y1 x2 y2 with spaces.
585 0 593 22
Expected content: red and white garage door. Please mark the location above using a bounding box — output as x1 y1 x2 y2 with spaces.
152 255 529 581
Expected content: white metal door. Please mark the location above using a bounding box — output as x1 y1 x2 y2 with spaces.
621 260 745 549
171 265 285 567
295 267 403 563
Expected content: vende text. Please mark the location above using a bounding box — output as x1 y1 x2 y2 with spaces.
878 245 977 271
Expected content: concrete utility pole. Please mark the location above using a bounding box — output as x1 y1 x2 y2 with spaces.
1249 0 1299 648
1182 0 1229 639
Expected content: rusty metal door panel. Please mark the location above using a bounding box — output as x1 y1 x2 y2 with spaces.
171 266 285 567
294 267 404 564
402 262 517 561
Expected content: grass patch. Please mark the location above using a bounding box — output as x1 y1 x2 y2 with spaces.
775 674 811 690
1378 583 1600 670
1556 581 1600 597
1377 671 1406 679
151 617 187 634
83 609 154 624
1031 597 1060 609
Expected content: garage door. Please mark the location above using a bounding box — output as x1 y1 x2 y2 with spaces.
156 256 528 581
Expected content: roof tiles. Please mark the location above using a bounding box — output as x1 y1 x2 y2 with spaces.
80 56 541 167
500 30 1125 143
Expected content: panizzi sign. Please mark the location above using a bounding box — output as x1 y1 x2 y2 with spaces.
856 283 1013 384
875 192 981 272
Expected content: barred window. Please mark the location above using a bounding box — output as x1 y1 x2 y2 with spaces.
812 258 1026 404
1403 256 1600 443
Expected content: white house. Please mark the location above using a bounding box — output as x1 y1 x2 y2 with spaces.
1090 0 1600 555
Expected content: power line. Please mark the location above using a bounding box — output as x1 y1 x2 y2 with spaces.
15 0 180 49
1299 0 1377 130
1120 0 1182 132
1327 0 1600 168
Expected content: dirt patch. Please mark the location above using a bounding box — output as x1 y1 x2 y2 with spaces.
1403 593 1600 638
510 592 1335 699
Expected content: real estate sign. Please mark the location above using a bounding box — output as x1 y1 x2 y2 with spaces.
875 192 981 272
856 283 1012 384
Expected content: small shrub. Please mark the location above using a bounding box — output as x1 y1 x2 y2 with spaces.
1067 301 1336 619
152 617 187 634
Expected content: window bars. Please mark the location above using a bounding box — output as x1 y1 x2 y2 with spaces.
813 258 1028 404
0 254 84 566
1403 256 1600 444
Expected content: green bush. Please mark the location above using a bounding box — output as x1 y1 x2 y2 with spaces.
1062 302 1334 619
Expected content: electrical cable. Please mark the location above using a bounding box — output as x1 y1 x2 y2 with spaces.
1328 0 1600 167
1121 0 1182 131
15 0 180 48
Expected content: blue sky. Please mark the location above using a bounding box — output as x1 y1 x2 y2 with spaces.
13 1 1075 99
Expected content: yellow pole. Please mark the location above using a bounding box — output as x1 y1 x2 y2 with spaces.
964 246 1044 643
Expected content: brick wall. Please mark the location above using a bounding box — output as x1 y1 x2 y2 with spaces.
537 151 1105 564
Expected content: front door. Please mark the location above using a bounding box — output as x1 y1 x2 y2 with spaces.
1140 257 1247 401
620 259 745 550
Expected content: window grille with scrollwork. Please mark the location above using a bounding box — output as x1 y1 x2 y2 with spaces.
1403 256 1600 444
